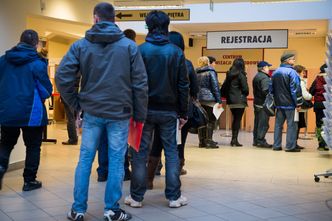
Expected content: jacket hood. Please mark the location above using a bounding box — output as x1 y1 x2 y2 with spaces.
85 21 124 43
145 32 169 45
196 66 214 73
5 43 40 65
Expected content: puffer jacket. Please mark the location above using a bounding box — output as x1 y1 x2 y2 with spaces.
0 43 53 126
309 73 326 109
196 66 221 103
253 71 270 106
55 21 148 122
139 33 189 118
270 64 303 109
221 69 249 106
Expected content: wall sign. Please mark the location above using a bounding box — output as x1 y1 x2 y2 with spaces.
115 9 190 21
207 30 288 49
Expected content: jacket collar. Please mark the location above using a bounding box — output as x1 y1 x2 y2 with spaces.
280 64 294 69
145 32 169 45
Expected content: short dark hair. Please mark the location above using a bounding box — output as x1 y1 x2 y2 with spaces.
208 56 216 65
294 65 306 74
93 2 115 22
169 31 184 51
20 29 39 47
124 29 136 41
145 10 170 35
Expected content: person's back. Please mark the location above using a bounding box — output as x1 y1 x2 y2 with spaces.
126 10 189 210
0 29 52 192
55 3 148 221
140 40 187 114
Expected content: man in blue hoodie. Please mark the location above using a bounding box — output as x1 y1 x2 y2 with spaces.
55 2 148 221
0 30 53 191
270 53 303 152
125 10 189 209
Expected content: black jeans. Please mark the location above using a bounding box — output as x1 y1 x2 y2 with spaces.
63 99 78 143
230 108 245 135
253 106 270 144
314 108 326 147
0 126 43 182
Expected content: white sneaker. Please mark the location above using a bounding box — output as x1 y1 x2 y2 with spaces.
124 195 142 208
169 195 188 208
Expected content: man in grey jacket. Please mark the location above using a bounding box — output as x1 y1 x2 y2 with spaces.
253 61 273 148
55 3 148 221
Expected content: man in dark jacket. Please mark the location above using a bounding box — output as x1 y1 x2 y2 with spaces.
125 11 189 209
270 53 303 152
0 30 53 191
55 3 148 221
253 61 273 148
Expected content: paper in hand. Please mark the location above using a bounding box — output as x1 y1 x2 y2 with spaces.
213 103 224 119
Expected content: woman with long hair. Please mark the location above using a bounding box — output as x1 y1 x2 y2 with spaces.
221 58 249 146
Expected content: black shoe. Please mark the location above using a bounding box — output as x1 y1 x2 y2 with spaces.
22 180 42 191
257 143 273 148
273 147 282 151
252 143 257 147
296 144 305 149
104 209 132 221
124 170 131 181
285 148 301 152
230 140 242 147
0 166 6 190
67 209 84 221
317 147 329 151
205 140 219 148
98 174 107 182
62 140 78 145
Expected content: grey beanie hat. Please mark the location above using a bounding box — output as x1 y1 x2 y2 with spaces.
280 53 295 62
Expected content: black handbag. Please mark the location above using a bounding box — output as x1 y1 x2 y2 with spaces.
301 100 314 109
263 93 275 116
188 100 209 134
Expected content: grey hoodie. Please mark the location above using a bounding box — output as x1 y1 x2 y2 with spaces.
55 21 148 121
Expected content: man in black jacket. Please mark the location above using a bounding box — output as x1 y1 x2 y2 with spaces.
253 61 273 148
55 3 148 221
125 11 189 209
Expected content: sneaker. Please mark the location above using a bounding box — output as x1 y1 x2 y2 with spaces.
0 166 6 190
104 209 132 221
273 147 282 151
296 144 305 149
169 195 188 208
67 209 84 221
22 180 42 191
124 195 142 208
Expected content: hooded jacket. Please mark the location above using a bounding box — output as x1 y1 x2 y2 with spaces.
55 21 148 122
270 64 303 109
221 69 249 106
0 43 53 127
196 66 221 103
139 33 189 118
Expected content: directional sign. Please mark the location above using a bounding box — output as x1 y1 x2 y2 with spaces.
115 9 190 21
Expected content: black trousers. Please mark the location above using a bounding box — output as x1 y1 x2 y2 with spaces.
253 107 270 145
230 108 245 137
0 126 44 182
62 98 78 143
201 105 216 125
314 108 326 147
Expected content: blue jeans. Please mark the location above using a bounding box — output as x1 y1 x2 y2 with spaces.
72 113 129 213
97 129 130 177
273 109 298 150
130 110 181 202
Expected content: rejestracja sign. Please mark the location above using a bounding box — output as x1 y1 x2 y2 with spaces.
207 30 288 49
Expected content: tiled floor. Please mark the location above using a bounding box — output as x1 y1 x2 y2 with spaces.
0 123 332 221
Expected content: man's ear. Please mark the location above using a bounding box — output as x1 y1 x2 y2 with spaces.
93 15 100 24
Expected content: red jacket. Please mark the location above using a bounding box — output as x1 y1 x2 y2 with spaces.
309 73 326 108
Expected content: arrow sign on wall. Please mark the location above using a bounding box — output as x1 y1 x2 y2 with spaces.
116 12 133 19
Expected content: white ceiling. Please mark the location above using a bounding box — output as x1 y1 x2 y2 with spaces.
171 19 328 38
